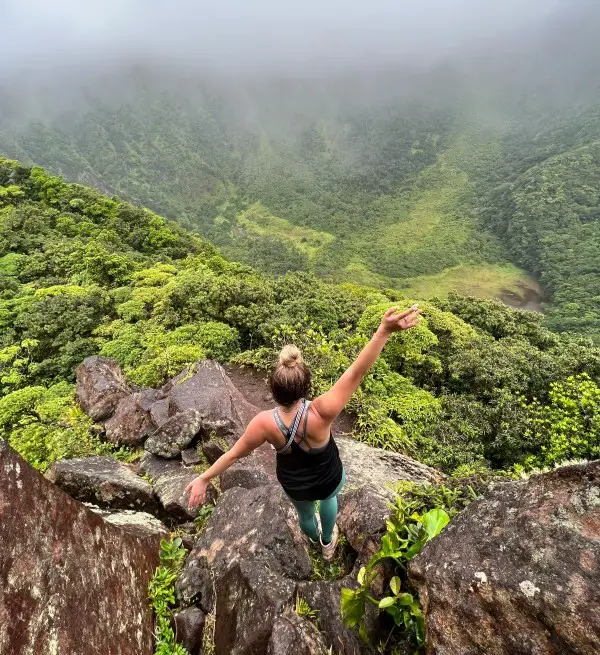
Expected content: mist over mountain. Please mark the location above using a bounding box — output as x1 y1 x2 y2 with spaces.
1 0 600 337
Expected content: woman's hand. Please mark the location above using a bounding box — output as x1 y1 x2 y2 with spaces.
185 476 208 509
379 305 421 334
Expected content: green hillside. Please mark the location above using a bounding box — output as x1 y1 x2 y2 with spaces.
3 88 600 338
2 157 600 479
0 97 535 303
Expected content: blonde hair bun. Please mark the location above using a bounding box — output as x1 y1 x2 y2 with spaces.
279 345 303 368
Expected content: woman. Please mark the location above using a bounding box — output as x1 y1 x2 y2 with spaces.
186 304 421 561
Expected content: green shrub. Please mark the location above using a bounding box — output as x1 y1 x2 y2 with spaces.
148 537 189 655
523 374 600 468
341 481 477 652
0 382 127 471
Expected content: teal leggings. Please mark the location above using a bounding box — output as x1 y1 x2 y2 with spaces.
288 471 346 544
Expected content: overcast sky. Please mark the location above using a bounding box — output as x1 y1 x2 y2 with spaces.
2 0 578 76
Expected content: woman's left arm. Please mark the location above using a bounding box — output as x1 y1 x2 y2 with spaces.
186 414 267 508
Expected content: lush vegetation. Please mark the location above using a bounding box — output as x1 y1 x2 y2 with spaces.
0 95 533 302
148 536 189 655
341 480 483 652
474 105 600 339
2 157 600 477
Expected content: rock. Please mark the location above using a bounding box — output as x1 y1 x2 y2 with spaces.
103 510 168 539
336 436 442 499
221 450 272 491
163 360 249 443
173 607 206 655
268 612 330 655
149 397 171 428
46 455 159 513
338 486 390 563
86 505 169 539
297 578 375 655
182 447 202 466
104 392 153 446
0 440 159 655
144 410 203 458
75 355 131 421
409 461 600 655
202 439 227 464
214 561 296 655
138 388 164 412
140 452 216 521
176 485 312 653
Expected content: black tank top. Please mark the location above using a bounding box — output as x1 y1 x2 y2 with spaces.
274 399 344 502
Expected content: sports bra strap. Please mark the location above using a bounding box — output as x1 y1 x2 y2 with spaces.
273 400 306 453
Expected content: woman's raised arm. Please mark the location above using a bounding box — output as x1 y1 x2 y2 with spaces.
311 305 421 423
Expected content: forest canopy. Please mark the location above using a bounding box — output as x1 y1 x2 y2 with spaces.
2 158 599 476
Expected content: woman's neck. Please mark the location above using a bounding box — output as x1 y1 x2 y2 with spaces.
279 399 303 415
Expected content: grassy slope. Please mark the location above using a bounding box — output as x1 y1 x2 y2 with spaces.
1 112 536 303
335 133 536 300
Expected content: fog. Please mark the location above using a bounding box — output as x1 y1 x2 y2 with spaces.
0 0 590 75
1 0 598 126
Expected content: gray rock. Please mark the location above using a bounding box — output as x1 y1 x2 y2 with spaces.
176 485 311 653
46 455 159 512
409 461 600 655
163 360 248 443
75 355 131 421
221 450 272 491
182 447 202 466
138 388 164 412
297 578 375 655
336 436 442 499
149 397 171 428
104 392 153 446
173 607 206 655
214 562 296 655
0 440 159 655
144 410 203 458
86 505 169 539
202 439 227 464
140 452 216 521
338 486 390 564
268 612 330 655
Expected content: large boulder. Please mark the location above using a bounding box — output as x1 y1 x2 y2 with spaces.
86 505 169 540
140 452 216 521
409 461 600 655
336 436 442 496
0 440 159 655
338 486 390 564
176 484 312 654
220 448 273 491
163 360 251 443
104 392 153 446
268 611 330 655
75 355 131 421
144 409 204 458
46 455 159 513
297 578 374 655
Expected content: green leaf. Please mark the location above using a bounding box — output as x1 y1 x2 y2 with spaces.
421 508 450 540
378 596 396 609
340 587 365 628
396 593 415 606
390 576 401 596
357 566 367 586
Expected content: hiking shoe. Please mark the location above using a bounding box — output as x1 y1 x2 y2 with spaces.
320 524 339 562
